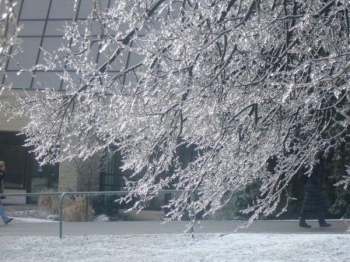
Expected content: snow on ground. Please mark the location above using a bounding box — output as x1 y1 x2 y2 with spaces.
1 233 350 262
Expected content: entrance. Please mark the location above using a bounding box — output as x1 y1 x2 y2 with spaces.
0 131 59 203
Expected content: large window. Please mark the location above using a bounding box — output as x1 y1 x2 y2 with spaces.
0 145 26 188
0 132 27 189
0 0 125 90
100 150 125 191
0 131 59 192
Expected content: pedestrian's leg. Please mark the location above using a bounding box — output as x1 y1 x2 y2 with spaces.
299 210 311 228
318 211 331 227
0 204 12 225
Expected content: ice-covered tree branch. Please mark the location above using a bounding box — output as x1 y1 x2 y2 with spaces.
2 0 350 222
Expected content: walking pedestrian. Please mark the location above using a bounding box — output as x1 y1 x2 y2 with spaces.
0 161 13 225
299 149 332 228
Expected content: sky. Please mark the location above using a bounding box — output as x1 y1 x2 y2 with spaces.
1 231 350 261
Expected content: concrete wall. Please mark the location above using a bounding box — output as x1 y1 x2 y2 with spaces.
0 89 29 131
58 160 78 192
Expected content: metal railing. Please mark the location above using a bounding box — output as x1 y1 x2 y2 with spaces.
59 190 130 238
0 190 188 238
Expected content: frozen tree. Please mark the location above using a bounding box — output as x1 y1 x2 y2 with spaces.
2 0 350 222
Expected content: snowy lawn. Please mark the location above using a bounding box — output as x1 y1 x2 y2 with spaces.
1 233 350 262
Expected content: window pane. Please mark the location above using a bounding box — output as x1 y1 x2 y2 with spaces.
32 71 62 89
50 0 76 19
7 37 41 70
77 0 110 18
39 37 65 70
45 21 70 36
3 72 33 89
77 20 104 36
20 0 50 20
97 42 128 71
60 71 81 90
18 21 45 36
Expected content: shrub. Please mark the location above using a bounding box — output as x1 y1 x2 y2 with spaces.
62 196 94 222
38 189 94 221
38 189 70 214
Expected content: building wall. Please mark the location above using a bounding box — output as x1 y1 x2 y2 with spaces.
58 155 101 192
58 160 78 192
0 89 29 131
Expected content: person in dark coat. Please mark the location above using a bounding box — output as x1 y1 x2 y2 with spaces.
299 149 332 228
0 161 13 225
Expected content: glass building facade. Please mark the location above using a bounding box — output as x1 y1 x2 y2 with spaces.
0 0 195 198
1 0 116 89
0 0 125 196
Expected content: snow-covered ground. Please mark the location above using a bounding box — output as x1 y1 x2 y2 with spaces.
2 231 350 261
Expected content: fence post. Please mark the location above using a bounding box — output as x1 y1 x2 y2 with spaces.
190 193 195 237
59 192 67 239
85 195 89 222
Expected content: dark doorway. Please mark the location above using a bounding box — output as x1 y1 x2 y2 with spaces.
0 131 59 197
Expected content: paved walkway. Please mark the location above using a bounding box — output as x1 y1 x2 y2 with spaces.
0 218 349 237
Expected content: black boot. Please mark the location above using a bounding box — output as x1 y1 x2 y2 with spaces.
299 211 311 228
318 212 331 227
319 221 331 227
299 219 311 228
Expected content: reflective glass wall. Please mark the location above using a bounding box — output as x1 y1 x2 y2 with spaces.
1 0 114 90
